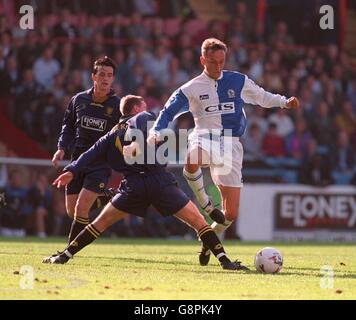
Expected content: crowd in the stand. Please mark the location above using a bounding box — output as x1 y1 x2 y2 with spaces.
0 1 355 237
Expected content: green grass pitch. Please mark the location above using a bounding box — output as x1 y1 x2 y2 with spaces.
0 237 355 300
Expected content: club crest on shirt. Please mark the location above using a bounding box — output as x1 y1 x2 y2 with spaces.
77 104 86 112
199 94 209 100
105 106 114 116
228 89 235 98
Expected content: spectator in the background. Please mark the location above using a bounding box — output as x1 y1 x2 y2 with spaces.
165 56 190 92
228 18 246 45
347 79 356 113
133 0 157 16
127 39 151 68
126 63 145 94
180 48 199 76
267 108 294 138
0 169 30 237
40 93 63 151
127 12 150 41
268 21 294 48
226 36 247 70
150 17 165 44
78 54 93 90
285 119 311 160
50 72 66 102
334 100 356 137
4 55 19 90
310 101 335 147
52 8 78 40
65 70 84 95
143 44 172 86
299 139 332 186
33 46 60 90
262 122 285 157
298 86 316 118
0 58 13 97
241 122 263 160
330 130 355 173
27 173 52 237
78 14 100 43
17 32 42 73
89 31 107 58
56 42 74 76
103 14 128 55
247 49 263 81
0 163 8 188
230 1 253 41
246 107 268 135
112 49 130 94
0 31 12 62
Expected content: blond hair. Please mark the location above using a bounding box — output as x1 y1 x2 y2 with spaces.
201 38 227 57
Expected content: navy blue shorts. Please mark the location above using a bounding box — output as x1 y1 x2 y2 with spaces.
66 167 111 195
110 171 190 217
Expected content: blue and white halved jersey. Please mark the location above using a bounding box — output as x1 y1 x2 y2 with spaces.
152 70 287 137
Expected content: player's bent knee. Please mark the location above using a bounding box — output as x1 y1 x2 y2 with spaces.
74 203 90 218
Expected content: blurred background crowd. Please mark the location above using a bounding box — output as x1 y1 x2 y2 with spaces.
0 0 355 238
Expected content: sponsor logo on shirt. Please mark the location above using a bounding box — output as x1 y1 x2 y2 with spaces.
81 116 107 131
199 94 209 100
204 102 235 115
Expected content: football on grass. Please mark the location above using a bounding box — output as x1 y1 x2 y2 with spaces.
254 247 283 273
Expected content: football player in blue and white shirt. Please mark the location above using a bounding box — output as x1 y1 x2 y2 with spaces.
148 38 299 266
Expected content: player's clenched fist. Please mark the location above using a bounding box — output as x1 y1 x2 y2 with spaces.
285 96 300 109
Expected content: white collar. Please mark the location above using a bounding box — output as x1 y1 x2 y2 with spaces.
202 71 223 81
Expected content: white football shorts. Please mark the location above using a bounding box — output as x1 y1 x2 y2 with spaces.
187 130 243 188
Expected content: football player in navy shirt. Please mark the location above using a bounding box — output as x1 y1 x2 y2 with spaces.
51 56 121 244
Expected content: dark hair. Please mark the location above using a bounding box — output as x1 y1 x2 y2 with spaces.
120 95 145 116
201 38 227 57
92 56 117 75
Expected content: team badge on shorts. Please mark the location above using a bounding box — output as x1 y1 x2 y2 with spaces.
228 89 235 98
99 183 105 189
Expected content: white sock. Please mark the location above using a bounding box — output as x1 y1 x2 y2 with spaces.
211 219 233 236
64 250 73 258
183 168 211 212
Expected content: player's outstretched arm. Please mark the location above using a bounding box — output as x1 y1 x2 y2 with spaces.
242 76 300 109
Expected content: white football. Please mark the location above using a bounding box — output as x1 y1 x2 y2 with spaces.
254 247 283 273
